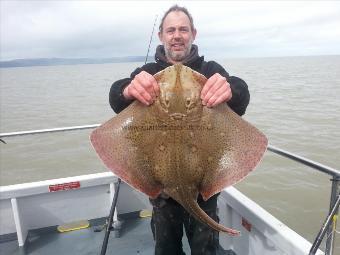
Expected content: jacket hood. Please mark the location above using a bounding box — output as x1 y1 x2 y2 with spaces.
154 44 204 68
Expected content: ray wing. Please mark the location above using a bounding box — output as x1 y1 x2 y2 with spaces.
197 104 268 200
90 101 163 198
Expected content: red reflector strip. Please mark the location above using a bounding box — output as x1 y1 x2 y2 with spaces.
49 181 81 192
242 217 252 232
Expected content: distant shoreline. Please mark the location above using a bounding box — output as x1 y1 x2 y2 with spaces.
1 55 339 68
0 56 152 68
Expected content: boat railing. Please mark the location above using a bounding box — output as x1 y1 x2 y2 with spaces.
267 146 340 255
1 125 339 255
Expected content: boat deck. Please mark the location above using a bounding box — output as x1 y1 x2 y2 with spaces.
0 214 235 255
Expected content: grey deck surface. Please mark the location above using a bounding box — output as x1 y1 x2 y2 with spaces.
0 217 191 255
0 216 235 255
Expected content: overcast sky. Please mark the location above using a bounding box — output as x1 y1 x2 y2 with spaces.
1 1 340 61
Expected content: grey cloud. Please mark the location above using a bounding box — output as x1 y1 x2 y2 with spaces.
1 1 340 60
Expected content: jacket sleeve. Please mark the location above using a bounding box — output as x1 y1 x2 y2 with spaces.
109 64 163 113
227 76 250 116
203 61 250 116
109 67 144 114
109 78 133 114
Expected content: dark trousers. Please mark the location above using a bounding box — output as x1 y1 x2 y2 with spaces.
150 193 220 255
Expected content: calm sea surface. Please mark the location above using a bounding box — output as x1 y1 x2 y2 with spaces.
1 56 339 251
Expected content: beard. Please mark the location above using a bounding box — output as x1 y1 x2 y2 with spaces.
164 41 193 63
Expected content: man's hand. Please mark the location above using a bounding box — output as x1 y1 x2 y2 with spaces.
123 71 160 105
201 73 232 107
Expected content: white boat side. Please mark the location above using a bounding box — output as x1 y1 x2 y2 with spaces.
0 172 324 255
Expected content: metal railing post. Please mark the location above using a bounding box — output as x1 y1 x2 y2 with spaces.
325 177 340 255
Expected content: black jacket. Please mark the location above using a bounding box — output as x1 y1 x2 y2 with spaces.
109 45 250 116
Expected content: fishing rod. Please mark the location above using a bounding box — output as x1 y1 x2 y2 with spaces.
100 178 122 255
309 193 340 255
144 15 158 64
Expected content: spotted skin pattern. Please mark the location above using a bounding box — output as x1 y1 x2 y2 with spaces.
90 64 268 236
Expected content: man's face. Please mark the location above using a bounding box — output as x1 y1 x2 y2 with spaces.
158 11 197 64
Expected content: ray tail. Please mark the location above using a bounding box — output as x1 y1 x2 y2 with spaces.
180 196 240 236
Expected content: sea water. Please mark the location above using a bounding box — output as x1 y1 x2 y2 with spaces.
1 55 339 251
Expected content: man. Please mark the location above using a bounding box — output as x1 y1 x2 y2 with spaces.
109 5 250 255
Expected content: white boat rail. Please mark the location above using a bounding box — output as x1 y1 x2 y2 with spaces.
0 124 100 140
1 125 339 254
